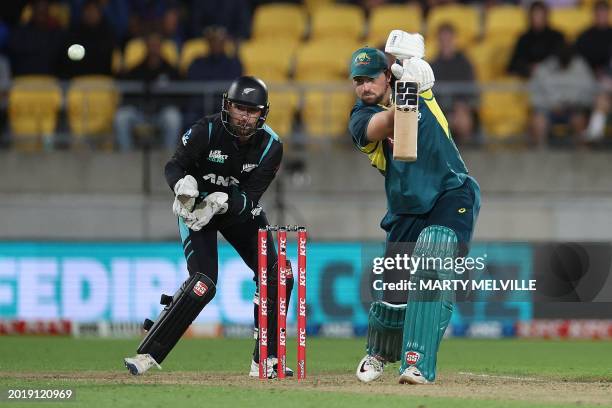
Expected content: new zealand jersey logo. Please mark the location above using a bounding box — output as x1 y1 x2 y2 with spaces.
208 150 228 163
242 163 258 173
181 129 192 146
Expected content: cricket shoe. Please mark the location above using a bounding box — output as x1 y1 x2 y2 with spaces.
356 355 385 383
398 366 430 384
249 357 294 378
124 354 161 376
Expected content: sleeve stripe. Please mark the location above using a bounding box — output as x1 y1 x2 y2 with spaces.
259 135 274 164
239 193 247 214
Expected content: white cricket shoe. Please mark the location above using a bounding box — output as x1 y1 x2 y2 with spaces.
356 355 385 383
124 354 161 376
398 366 430 384
249 357 294 378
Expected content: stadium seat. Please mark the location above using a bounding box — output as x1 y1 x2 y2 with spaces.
112 48 122 74
20 2 71 28
179 38 237 75
484 5 527 46
294 40 358 82
466 39 515 81
123 38 179 71
66 76 119 149
304 0 335 14
426 4 481 50
480 78 529 141
310 4 365 42
8 75 62 151
239 39 296 83
252 4 307 42
366 4 423 48
302 88 355 138
550 7 592 41
266 87 300 138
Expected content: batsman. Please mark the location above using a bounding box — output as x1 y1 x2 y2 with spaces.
123 76 293 378
349 31 481 384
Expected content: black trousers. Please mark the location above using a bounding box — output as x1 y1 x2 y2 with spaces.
178 212 283 359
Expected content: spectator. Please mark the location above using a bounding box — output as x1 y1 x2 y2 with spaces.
528 43 596 147
7 0 64 76
69 0 130 46
161 5 186 49
187 26 242 82
507 1 564 78
185 26 242 121
430 23 479 145
191 0 251 40
59 0 116 78
114 32 182 151
575 0 612 79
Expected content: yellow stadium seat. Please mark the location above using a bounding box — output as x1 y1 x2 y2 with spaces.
21 2 71 29
466 39 515 81
179 38 237 75
8 75 62 151
239 40 296 83
427 4 481 50
252 4 307 42
304 0 335 14
302 88 355 138
294 40 358 82
266 87 300 138
551 7 592 41
66 76 119 148
112 48 122 74
123 38 179 71
310 5 365 41
484 5 527 46
480 79 529 140
367 4 423 48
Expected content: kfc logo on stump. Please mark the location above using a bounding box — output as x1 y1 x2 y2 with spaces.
193 281 208 297
405 351 420 366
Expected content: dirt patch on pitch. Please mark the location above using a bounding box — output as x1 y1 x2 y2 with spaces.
1 371 611 406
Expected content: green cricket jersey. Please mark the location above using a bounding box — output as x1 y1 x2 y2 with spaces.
349 89 470 215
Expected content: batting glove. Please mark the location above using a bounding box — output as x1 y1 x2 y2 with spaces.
391 57 435 93
385 30 425 60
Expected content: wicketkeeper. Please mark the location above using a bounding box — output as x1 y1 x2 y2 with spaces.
349 31 481 384
124 76 294 378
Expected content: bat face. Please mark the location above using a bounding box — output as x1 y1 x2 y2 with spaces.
393 80 419 162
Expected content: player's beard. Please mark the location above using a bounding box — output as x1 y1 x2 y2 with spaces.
360 83 390 106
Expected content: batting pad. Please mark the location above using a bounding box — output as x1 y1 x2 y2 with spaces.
366 301 406 362
137 272 216 364
400 225 457 381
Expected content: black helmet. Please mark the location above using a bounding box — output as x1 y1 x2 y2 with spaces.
221 76 269 138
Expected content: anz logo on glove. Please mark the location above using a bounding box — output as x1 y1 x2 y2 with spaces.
202 173 239 187
181 129 192 146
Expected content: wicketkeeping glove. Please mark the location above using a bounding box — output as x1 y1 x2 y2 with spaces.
185 192 229 231
172 175 199 222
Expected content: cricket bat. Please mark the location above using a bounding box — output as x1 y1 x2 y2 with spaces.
393 63 419 162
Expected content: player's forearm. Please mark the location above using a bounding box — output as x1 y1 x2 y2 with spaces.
366 109 395 142
164 159 187 191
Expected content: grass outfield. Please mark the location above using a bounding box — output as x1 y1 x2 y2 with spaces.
0 337 611 407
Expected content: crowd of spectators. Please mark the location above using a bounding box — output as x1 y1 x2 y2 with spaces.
0 0 610 150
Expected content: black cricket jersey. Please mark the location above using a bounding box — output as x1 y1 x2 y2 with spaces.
164 113 283 220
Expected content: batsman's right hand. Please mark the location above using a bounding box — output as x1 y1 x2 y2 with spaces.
385 30 425 60
172 175 199 221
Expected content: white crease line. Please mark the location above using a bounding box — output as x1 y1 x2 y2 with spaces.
458 372 546 382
